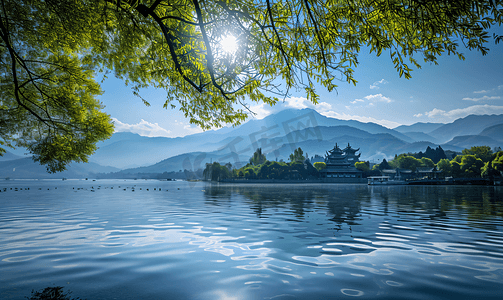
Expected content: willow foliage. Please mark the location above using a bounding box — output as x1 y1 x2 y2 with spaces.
1 0 502 171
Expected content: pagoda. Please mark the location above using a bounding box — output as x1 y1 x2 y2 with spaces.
321 143 363 179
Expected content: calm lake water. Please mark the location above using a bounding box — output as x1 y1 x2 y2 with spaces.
1 180 503 300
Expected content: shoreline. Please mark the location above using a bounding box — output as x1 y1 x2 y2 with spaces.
214 178 501 185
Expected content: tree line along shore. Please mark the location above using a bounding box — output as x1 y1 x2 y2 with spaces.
201 145 503 183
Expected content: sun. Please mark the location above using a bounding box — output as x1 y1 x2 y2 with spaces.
219 35 238 54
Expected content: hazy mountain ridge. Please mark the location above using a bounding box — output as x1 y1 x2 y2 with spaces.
0 151 22 162
89 131 232 169
479 124 503 141
2 109 502 178
113 127 458 175
428 114 503 143
400 132 441 144
88 108 415 168
115 111 500 173
0 157 119 179
394 122 444 134
444 135 501 149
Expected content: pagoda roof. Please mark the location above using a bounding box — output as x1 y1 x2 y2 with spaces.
327 143 343 154
343 143 360 153
324 142 361 166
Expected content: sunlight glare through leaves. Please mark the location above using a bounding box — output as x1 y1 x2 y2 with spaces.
220 35 238 54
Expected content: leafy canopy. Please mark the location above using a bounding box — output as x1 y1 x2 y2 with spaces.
313 161 326 171
355 161 370 172
250 148 267 165
462 146 494 162
1 0 502 171
289 147 306 163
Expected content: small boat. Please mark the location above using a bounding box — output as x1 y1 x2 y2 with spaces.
368 176 407 185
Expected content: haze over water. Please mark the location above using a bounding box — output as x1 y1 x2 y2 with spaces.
1 180 503 299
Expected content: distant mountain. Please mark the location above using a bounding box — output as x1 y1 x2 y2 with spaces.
0 157 119 179
112 124 460 174
90 132 226 169
94 110 503 175
399 132 441 144
394 122 444 134
279 126 403 159
117 152 241 175
479 123 503 142
444 135 502 149
5 109 503 178
0 150 22 162
397 141 454 154
214 108 413 143
440 122 503 150
88 108 413 169
428 114 503 143
4 108 413 173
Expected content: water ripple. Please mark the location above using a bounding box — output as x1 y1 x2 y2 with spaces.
1 181 502 300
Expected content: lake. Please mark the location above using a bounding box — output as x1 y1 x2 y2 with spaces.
1 180 502 299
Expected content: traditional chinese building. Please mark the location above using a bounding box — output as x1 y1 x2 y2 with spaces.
321 143 363 180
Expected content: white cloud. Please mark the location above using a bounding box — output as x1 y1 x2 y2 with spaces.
284 97 310 109
284 96 333 112
112 118 172 137
444 105 503 118
249 96 333 119
462 95 501 101
315 101 333 112
421 105 503 120
370 79 388 90
321 111 401 129
414 113 423 118
249 102 274 119
364 94 393 103
349 94 392 106
183 124 204 135
424 108 447 118
473 90 488 94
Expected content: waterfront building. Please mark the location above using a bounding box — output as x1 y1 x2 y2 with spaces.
381 168 414 180
320 143 363 180
380 167 442 181
416 167 442 179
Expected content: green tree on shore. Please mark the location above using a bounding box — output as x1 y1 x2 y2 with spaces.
313 162 326 172
492 152 503 174
482 151 503 177
389 155 422 171
203 162 232 181
355 161 370 172
250 148 267 166
462 146 494 162
420 157 435 168
289 147 306 163
415 146 447 163
378 159 391 170
437 159 453 177
460 155 485 177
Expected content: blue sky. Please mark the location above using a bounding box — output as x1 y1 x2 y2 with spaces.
99 37 503 138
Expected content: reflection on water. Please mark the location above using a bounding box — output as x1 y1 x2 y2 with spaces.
1 180 502 300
